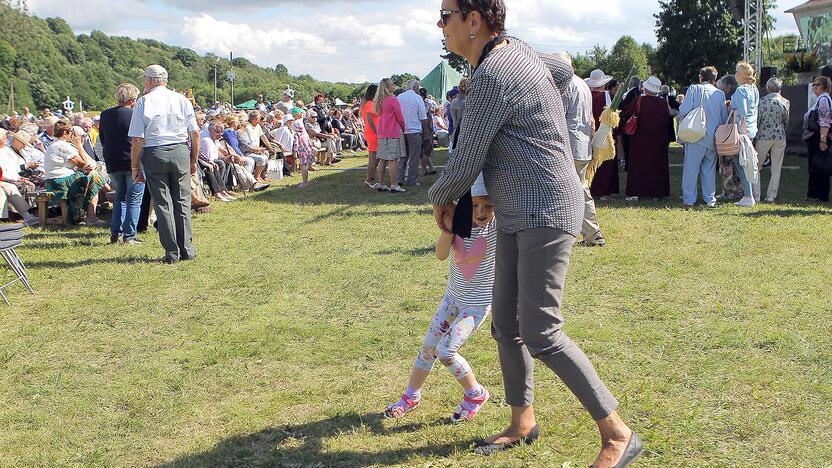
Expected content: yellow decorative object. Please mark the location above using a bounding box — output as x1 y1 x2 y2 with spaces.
588 107 621 185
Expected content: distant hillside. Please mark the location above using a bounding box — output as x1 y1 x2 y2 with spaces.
0 0 368 112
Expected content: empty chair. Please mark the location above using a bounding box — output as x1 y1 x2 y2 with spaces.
0 223 33 305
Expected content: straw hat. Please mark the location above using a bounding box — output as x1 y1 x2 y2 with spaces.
12 130 32 146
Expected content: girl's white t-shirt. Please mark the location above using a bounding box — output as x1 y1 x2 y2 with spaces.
446 218 497 307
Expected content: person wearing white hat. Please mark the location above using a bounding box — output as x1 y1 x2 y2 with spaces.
0 129 39 226
620 75 671 200
586 69 619 199
128 64 200 263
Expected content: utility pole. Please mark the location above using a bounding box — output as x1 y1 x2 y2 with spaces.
229 51 235 107
6 81 14 115
213 64 218 105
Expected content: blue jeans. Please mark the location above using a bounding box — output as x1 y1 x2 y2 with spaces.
682 144 717 205
733 157 754 199
110 170 146 240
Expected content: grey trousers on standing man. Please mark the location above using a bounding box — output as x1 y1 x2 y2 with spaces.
142 143 196 262
398 132 423 184
574 160 602 242
491 227 619 420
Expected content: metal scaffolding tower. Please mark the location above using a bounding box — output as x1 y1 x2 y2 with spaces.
744 0 763 73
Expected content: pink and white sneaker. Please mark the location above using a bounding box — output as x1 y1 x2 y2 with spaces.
451 387 490 423
384 394 421 419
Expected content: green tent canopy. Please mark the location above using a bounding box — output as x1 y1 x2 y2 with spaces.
235 99 257 110
421 61 463 102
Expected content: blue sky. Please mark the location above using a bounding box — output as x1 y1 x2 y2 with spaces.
26 0 808 83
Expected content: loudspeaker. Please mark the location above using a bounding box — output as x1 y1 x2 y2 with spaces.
761 66 777 85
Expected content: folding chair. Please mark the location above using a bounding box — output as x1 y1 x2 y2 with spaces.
0 223 33 306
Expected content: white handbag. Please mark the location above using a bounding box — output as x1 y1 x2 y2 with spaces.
266 157 284 180
678 85 707 144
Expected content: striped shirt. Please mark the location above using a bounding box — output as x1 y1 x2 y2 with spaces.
428 38 583 236
446 219 497 307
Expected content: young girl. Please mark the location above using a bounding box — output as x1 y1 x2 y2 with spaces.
292 111 315 188
385 175 496 423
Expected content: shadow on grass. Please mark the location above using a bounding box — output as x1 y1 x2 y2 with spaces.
156 412 477 467
375 245 436 257
727 208 831 217
23 256 160 269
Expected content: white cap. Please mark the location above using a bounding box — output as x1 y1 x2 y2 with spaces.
471 173 487 197
140 64 168 80
43 116 60 127
282 114 295 124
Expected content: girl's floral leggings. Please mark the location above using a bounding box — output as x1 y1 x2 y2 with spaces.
414 295 490 379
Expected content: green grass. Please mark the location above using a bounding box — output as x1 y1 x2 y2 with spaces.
1 147 831 466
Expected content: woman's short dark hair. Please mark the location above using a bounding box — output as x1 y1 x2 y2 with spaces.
459 0 507 34
363 84 378 102
54 120 73 139
605 79 619 91
700 66 718 84
419 87 428 99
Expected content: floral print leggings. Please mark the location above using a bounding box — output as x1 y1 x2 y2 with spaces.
414 295 490 380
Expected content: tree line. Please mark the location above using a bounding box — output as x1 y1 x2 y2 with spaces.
0 0 380 112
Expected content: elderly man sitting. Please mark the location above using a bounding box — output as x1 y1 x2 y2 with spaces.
199 121 236 202
0 129 39 225
236 111 274 184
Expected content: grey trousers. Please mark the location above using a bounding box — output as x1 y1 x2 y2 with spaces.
142 143 196 262
398 132 423 184
491 227 619 420
574 160 602 241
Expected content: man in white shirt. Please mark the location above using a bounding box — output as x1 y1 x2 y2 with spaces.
236 111 273 183
557 53 604 246
128 64 200 264
397 79 428 186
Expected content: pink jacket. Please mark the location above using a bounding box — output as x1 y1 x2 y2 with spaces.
377 96 405 139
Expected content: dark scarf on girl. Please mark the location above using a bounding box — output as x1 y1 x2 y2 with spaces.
451 34 505 239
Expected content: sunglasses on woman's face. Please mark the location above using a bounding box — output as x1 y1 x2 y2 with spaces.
439 9 462 27
813 83 822 87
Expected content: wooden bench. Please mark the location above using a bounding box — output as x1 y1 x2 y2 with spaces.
26 191 68 227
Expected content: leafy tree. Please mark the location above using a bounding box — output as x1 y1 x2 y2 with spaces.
30 78 60 108
391 73 420 89
274 63 288 75
173 48 198 68
603 36 649 82
655 0 744 86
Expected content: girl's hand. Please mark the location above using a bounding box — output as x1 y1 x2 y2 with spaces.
71 133 83 147
433 204 455 234
821 140 829 151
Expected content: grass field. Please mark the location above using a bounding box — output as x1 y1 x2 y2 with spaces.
2 147 831 467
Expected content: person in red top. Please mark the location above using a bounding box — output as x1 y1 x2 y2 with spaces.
361 84 380 188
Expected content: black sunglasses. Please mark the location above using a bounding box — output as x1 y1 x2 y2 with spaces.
439 8 463 26
813 83 823 87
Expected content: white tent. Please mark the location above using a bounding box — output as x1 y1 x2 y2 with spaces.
334 98 348 107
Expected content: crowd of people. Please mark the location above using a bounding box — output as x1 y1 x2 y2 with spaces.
557 59 832 246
